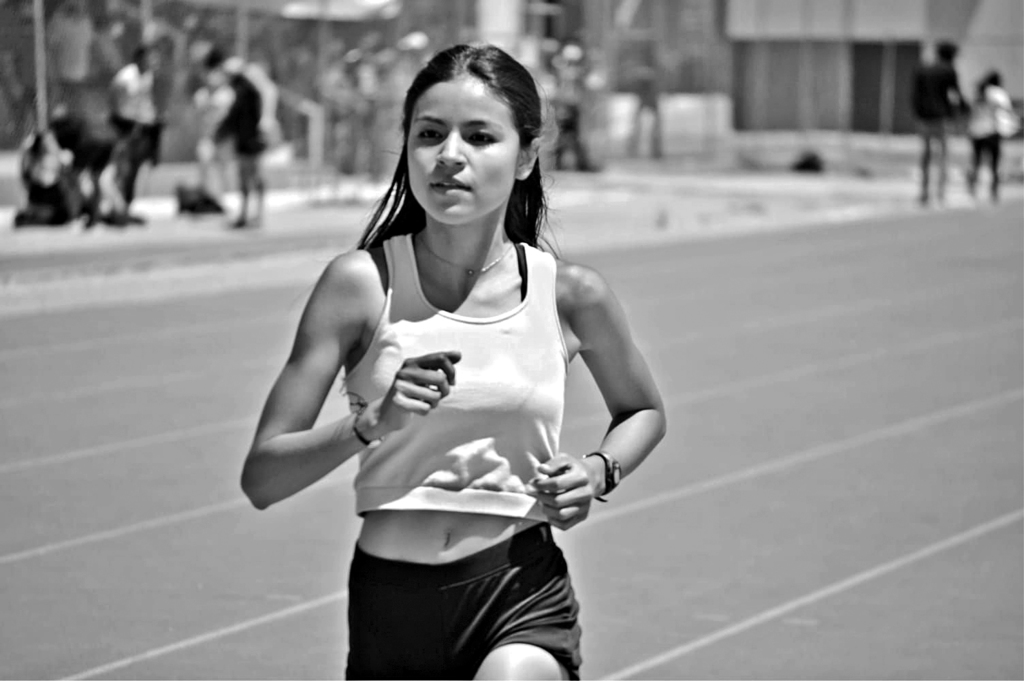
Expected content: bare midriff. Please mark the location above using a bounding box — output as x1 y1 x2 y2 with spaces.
358 510 542 564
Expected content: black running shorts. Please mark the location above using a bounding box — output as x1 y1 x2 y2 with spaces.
345 523 582 680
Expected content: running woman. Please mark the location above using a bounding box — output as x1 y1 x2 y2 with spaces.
240 43 667 680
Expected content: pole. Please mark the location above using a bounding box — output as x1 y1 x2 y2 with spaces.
840 0 853 167
454 0 467 43
752 0 768 160
879 40 896 134
140 0 153 34
235 2 249 61
314 0 328 176
799 0 813 137
33 0 47 125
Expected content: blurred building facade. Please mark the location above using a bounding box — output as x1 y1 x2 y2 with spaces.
727 0 1024 134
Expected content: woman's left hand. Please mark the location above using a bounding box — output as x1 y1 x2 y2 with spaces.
529 453 601 531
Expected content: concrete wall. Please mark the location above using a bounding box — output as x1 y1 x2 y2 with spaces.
602 92 733 156
946 0 1024 98
727 0 928 40
725 0 1023 98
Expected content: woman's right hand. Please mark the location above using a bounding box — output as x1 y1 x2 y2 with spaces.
362 351 462 438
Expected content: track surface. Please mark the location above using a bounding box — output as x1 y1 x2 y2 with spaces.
1 204 1021 679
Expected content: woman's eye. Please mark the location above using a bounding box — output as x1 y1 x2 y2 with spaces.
469 133 496 145
417 129 442 140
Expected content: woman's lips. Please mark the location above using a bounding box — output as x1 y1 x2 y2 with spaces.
431 180 471 191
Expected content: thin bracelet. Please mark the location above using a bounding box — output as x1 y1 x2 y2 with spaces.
352 418 374 447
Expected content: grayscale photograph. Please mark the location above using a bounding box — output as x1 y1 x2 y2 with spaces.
0 0 1021 679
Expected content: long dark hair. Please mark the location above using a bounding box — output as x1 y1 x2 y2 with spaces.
357 44 549 249
975 70 1002 101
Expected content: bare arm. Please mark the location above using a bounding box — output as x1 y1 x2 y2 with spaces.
561 262 667 481
240 249 463 510
532 261 667 529
240 251 381 509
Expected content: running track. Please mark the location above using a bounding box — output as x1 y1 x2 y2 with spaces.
0 204 1021 679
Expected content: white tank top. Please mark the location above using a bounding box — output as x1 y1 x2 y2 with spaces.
341 234 568 520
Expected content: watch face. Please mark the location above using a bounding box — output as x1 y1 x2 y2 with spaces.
611 461 622 485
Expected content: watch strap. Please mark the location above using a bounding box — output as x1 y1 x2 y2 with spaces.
585 450 620 498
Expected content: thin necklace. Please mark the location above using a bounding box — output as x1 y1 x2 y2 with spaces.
417 237 514 277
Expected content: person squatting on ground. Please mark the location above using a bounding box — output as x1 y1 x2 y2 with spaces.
109 44 162 224
911 41 967 206
49 108 128 227
14 110 126 228
202 48 267 229
239 44 667 680
966 70 1020 203
14 128 81 227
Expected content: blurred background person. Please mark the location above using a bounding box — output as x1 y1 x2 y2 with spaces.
966 70 1020 204
346 32 385 180
203 47 267 229
109 43 161 224
245 54 282 151
625 40 663 160
48 104 127 227
911 41 967 207
551 41 594 171
322 42 359 178
186 45 235 214
13 127 80 227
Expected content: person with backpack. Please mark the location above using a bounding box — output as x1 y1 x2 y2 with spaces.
966 70 1020 203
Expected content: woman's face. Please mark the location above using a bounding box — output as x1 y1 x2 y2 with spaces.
407 76 533 228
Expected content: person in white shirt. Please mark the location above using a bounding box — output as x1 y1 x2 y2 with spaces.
967 70 1020 203
239 44 667 680
108 44 161 222
192 79 235 206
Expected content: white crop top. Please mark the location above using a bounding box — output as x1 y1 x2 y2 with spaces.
341 234 569 520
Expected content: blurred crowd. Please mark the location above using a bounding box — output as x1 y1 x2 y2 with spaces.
11 0 612 231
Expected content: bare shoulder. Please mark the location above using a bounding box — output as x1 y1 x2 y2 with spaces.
555 257 635 355
555 258 615 315
317 247 385 300
304 247 386 330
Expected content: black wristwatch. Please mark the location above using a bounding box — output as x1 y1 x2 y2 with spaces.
585 451 622 500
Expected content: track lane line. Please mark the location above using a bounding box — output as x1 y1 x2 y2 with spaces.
1 325 1018 564
62 589 349 681
1 276 1012 413
0 314 288 363
52 389 1021 680
3 277 1017 473
656 277 1016 352
0 417 254 475
2 224 980 362
571 320 1022 433
584 389 1021 527
0 358 279 410
601 509 1024 680
0 499 249 566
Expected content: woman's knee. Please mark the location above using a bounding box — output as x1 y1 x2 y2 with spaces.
475 643 570 681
